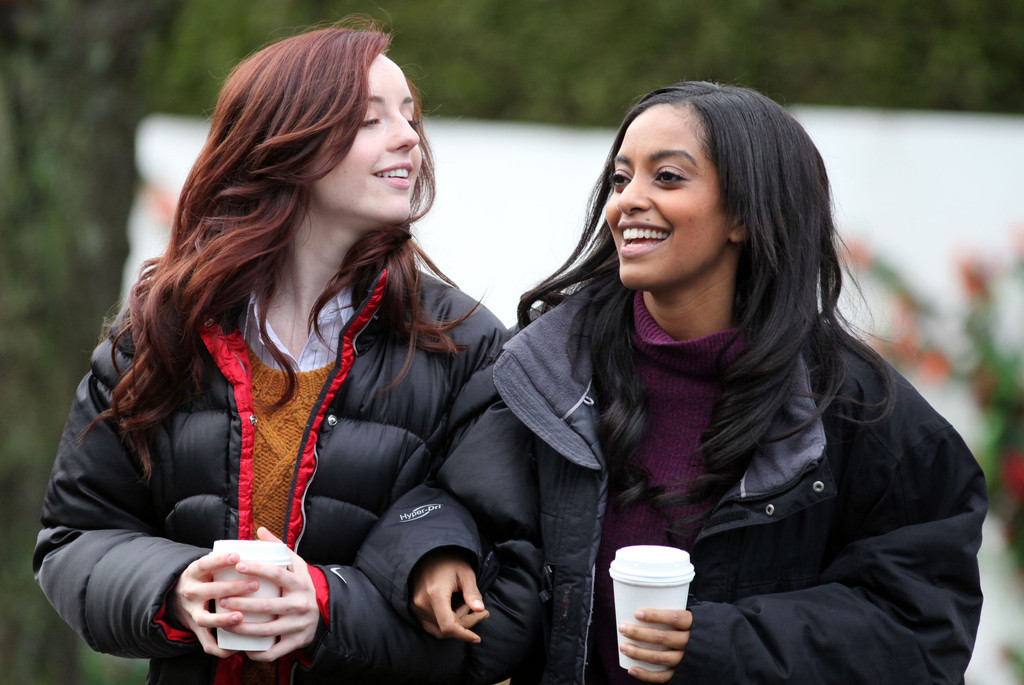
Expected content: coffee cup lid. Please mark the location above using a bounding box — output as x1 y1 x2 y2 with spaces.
212 539 291 564
608 545 695 585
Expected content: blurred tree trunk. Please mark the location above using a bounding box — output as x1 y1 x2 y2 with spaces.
0 1 175 682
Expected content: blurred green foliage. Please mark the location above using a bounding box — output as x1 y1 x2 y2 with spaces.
140 0 1024 126
3 0 1024 683
1 2 175 682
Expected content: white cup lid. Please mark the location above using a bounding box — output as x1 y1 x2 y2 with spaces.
212 539 291 564
609 545 695 584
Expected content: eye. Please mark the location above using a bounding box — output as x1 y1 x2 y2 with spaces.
655 169 685 183
362 118 381 128
407 118 422 130
609 171 630 190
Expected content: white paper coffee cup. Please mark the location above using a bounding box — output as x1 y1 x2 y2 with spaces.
609 545 695 672
212 539 292 651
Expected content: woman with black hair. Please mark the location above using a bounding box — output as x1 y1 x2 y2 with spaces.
363 81 986 684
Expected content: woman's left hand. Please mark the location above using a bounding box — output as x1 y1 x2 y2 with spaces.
618 609 693 683
217 527 320 661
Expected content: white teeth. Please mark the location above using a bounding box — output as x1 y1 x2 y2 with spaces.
622 227 669 241
376 169 409 179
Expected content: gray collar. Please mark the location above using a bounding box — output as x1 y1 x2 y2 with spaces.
495 289 602 470
736 356 826 498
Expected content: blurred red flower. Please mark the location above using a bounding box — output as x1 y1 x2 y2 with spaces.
1003 450 1024 504
958 258 991 301
919 348 953 383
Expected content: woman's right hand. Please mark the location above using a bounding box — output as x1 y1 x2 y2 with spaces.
410 548 489 643
172 551 259 657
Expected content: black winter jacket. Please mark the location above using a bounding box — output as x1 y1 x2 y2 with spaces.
364 283 987 684
33 272 513 685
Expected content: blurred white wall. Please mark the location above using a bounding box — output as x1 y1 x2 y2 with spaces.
127 109 1024 327
127 108 1024 683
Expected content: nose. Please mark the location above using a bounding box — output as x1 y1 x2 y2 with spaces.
391 117 420 151
615 177 649 215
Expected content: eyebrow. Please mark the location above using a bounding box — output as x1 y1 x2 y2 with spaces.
615 149 699 167
369 95 415 106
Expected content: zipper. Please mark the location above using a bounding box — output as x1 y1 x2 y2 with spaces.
293 444 319 550
291 365 336 550
581 563 596 682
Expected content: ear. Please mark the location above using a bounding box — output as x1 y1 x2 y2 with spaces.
728 217 747 244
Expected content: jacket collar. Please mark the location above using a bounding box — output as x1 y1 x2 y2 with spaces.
494 283 826 496
494 285 604 470
734 355 826 499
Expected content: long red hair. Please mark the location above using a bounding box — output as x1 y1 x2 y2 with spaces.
103 24 465 476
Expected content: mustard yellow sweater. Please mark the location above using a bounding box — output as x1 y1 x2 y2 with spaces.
243 348 333 684
247 349 334 539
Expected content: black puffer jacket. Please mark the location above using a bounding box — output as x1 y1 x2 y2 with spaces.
33 271 513 685
366 282 987 684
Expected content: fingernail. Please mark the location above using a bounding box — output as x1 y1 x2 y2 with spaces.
248 581 259 591
635 610 645 620
236 562 248 572
619 622 627 634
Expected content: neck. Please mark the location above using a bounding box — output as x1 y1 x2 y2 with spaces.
641 286 735 341
267 217 358 357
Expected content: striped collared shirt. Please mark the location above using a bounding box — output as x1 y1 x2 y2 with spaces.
242 290 354 372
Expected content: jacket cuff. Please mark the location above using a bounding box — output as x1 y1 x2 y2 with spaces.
309 565 330 625
295 568 331 670
153 598 197 643
671 602 726 681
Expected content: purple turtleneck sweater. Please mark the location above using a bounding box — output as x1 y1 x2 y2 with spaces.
587 292 742 684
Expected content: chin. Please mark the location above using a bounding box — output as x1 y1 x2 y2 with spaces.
374 211 412 226
617 266 652 293
383 206 414 226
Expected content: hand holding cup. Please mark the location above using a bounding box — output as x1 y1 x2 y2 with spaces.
174 527 319 660
617 608 693 682
172 547 262 658
213 527 320 661
609 545 695 678
211 536 293 652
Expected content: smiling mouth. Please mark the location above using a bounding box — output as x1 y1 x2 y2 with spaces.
622 227 669 243
375 169 409 179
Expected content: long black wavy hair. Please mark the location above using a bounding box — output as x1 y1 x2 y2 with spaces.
518 81 894 534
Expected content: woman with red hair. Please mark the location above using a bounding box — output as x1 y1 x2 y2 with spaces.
33 23 525 685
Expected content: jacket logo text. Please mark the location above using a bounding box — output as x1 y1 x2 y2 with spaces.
399 504 443 522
